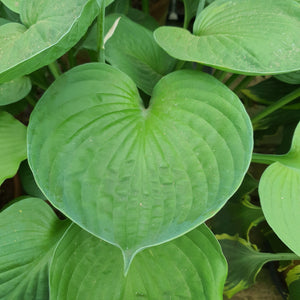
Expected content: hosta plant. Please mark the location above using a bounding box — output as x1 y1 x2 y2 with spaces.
0 0 299 299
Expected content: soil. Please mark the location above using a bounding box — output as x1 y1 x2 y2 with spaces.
230 269 284 300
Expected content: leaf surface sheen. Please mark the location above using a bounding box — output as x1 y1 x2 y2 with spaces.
0 197 70 299
259 123 300 256
28 63 253 269
0 0 99 83
154 0 300 75
50 224 227 300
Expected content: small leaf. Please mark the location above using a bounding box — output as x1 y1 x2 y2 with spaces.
19 160 46 199
286 265 300 300
0 197 70 299
28 63 253 269
104 14 176 95
154 0 300 75
1 0 21 14
218 234 299 298
0 76 31 105
50 224 227 299
0 110 26 185
259 122 300 256
0 0 99 83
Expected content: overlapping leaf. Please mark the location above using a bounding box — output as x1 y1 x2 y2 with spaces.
259 123 300 256
0 76 31 105
28 63 253 269
1 0 21 14
154 0 300 75
0 197 70 299
0 0 99 83
0 110 26 185
19 160 46 199
218 234 299 298
50 224 227 299
104 14 176 95
181 0 205 28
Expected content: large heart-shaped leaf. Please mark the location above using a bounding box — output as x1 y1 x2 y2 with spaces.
259 123 300 256
50 224 227 299
154 0 300 75
0 0 99 83
28 63 253 269
0 110 26 185
0 197 70 299
218 234 300 298
0 76 31 105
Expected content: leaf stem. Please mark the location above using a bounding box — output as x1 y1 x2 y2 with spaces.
251 153 284 165
175 60 185 70
214 69 227 81
26 95 37 107
142 0 149 14
68 49 76 68
251 87 300 125
234 75 255 93
48 62 61 80
97 1 105 63
224 73 239 87
269 253 300 262
31 79 47 91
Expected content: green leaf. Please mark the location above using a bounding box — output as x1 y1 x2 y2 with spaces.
127 8 159 31
19 160 46 199
259 123 300 256
105 14 176 95
0 2 20 22
275 70 300 85
218 234 299 298
50 224 227 299
0 0 99 83
0 110 26 185
154 0 300 75
242 77 300 108
286 265 300 300
28 63 253 270
211 174 263 240
0 197 70 299
0 17 10 25
106 0 130 14
0 76 31 105
181 0 205 28
1 0 21 14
